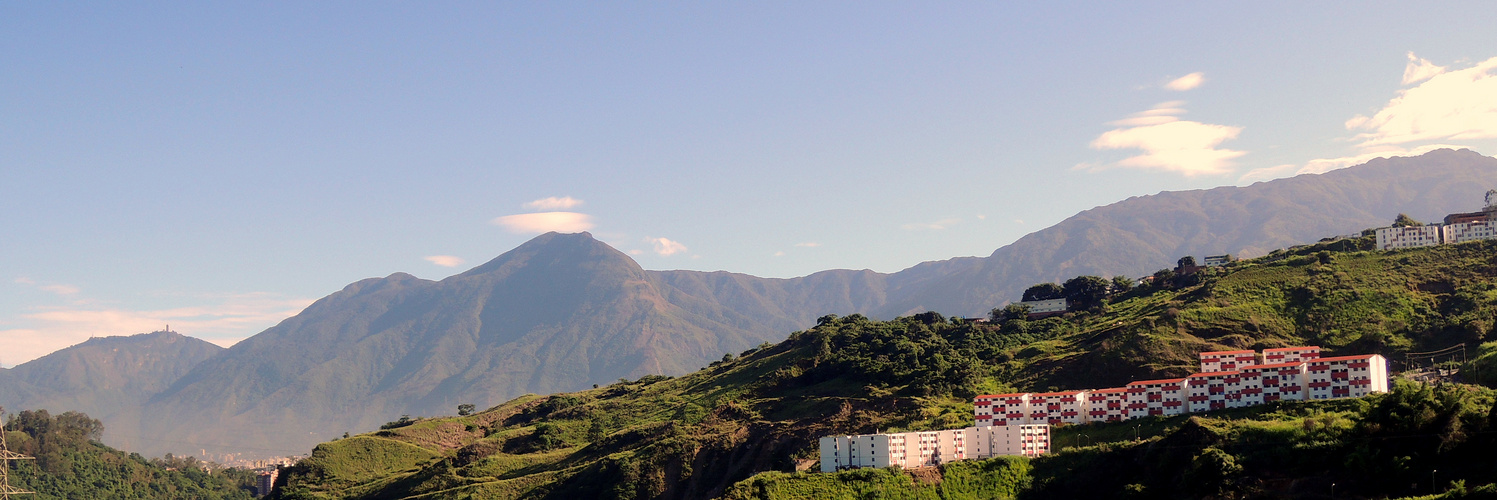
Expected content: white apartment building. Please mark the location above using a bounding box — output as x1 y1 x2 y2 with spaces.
1125 378 1186 418
1261 346 1320 365
1027 390 1089 425
1086 388 1128 423
1306 355 1389 400
1019 298 1068 317
1376 225 1446 250
820 425 1047 472
1443 221 1497 245
975 393 1031 427
1199 350 1257 373
1246 362 1307 403
962 424 1049 460
1184 371 1236 413
969 347 1385 431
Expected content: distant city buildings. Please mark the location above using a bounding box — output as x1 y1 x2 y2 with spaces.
256 468 279 497
1375 207 1497 250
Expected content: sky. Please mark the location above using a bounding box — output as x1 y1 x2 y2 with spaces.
4 2 1497 366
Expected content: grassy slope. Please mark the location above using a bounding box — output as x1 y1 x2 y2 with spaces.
270 238 1497 500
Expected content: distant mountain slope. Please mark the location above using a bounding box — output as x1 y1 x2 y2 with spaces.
0 331 222 422
874 148 1497 317
129 232 788 458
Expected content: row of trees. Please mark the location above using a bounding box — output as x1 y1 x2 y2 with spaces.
994 256 1209 322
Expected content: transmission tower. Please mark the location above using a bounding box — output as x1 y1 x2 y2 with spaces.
0 408 36 499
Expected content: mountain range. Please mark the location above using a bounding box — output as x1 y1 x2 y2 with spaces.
3 148 1496 458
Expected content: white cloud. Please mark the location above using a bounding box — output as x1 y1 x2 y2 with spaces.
794 242 821 247
1402 52 1446 85
1165 72 1206 91
0 293 314 365
1107 101 1187 126
901 218 961 230
491 212 595 234
1239 54 1496 183
628 249 644 256
521 196 584 211
39 284 80 295
773 251 786 257
1086 105 1246 176
1348 54 1497 147
646 237 688 256
424 255 465 267
14 277 35 285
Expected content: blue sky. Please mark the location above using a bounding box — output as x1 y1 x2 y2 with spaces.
4 2 1497 365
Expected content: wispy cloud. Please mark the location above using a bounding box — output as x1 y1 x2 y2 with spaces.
39 284 80 295
1165 72 1205 91
0 293 314 365
491 212 595 234
1401 52 1446 85
773 251 786 257
794 242 821 247
1084 101 1245 176
901 218 961 230
424 255 465 267
646 237 688 256
14 277 35 285
521 196 584 211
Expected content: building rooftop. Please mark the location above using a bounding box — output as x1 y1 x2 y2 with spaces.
1310 354 1380 363
1127 377 1188 386
1262 346 1319 353
1200 350 1255 356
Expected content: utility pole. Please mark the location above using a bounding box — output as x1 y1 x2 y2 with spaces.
0 408 37 499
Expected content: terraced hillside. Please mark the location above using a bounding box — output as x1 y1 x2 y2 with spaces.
268 237 1497 500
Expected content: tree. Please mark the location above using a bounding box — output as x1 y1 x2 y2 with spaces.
1393 213 1423 227
1062 276 1111 311
1151 269 1176 290
457 404 476 416
1110 275 1134 294
1022 283 1064 302
1177 256 1197 269
989 303 1030 322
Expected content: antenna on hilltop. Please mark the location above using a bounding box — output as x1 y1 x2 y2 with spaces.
0 407 37 499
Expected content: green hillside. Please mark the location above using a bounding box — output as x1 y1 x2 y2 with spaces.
268 238 1497 500
2 409 257 499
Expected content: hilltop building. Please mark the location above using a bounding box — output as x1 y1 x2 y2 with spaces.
1203 254 1235 267
1375 206 1497 250
1018 298 1068 318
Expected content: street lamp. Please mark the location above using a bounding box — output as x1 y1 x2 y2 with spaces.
1331 483 1335 499
1432 470 1438 495
1134 425 1140 442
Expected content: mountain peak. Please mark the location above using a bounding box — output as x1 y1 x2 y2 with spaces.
459 231 628 278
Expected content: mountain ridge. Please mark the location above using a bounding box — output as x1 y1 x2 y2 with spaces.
5 149 1497 459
